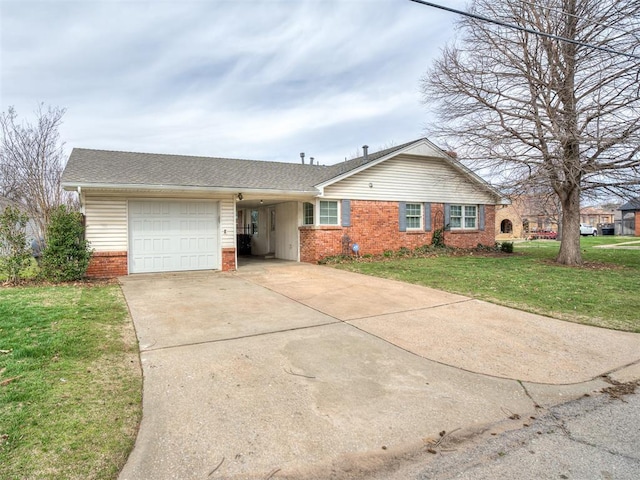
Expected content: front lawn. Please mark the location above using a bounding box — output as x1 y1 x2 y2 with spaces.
335 236 640 332
0 283 142 480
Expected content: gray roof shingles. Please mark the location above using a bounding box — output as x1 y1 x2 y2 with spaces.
619 198 640 211
62 139 428 192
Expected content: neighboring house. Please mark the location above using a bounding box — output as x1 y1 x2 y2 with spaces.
0 196 41 245
495 203 524 240
61 138 508 277
580 206 616 226
618 198 640 236
517 194 559 234
495 194 558 240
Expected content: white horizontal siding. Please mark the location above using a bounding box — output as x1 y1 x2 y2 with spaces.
220 198 235 249
84 191 237 253
275 202 299 261
323 156 495 204
84 197 128 251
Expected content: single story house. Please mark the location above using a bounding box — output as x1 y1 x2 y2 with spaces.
61 138 508 277
619 198 640 236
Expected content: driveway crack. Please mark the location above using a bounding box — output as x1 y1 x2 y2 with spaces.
142 320 342 352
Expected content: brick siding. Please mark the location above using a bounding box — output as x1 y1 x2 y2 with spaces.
446 203 496 248
300 201 496 263
635 212 640 237
86 251 128 278
222 248 236 271
88 249 236 277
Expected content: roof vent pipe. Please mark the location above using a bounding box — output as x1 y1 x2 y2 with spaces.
300 152 305 164
362 145 369 160
310 156 314 165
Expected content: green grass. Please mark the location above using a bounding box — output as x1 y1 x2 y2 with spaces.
335 236 640 332
0 283 142 480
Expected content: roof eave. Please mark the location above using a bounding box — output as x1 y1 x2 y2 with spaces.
62 182 319 197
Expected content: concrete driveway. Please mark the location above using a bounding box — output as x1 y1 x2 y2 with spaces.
118 261 640 480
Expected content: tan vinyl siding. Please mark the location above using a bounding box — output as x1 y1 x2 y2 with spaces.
323 156 495 204
84 197 128 251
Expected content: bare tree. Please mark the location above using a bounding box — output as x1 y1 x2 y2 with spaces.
422 0 640 265
0 104 67 240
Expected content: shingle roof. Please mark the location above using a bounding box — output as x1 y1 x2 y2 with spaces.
619 198 640 210
62 149 339 192
61 139 431 192
328 139 424 177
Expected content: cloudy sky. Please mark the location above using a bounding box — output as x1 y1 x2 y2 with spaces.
1 0 464 165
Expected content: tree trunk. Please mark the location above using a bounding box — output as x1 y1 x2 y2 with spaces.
556 186 582 265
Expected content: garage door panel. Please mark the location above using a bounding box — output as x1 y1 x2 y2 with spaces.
179 253 216 269
129 200 219 273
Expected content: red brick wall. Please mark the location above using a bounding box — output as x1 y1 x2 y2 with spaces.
88 249 236 277
446 204 496 248
222 248 236 271
635 212 640 237
299 201 496 263
86 251 128 278
299 226 343 263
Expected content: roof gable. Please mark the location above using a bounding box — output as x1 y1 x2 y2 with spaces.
316 138 504 202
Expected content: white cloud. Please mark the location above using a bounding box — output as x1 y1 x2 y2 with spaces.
0 0 464 163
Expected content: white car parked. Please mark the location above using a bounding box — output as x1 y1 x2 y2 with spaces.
580 223 598 236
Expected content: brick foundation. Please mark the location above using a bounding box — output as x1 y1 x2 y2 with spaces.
87 249 236 277
300 201 496 263
86 251 128 278
222 248 236 271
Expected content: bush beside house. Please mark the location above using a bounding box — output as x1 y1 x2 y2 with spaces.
0 205 32 284
40 205 92 282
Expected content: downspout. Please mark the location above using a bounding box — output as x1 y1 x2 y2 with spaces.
77 186 85 214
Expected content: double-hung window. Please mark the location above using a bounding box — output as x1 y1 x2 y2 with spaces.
450 205 477 229
319 200 338 225
405 203 422 229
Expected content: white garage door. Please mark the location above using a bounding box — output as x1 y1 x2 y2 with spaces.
129 200 218 273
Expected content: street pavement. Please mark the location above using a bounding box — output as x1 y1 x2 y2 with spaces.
410 386 640 480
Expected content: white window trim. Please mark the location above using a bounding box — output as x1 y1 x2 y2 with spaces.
317 199 340 226
405 203 423 230
450 204 478 230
